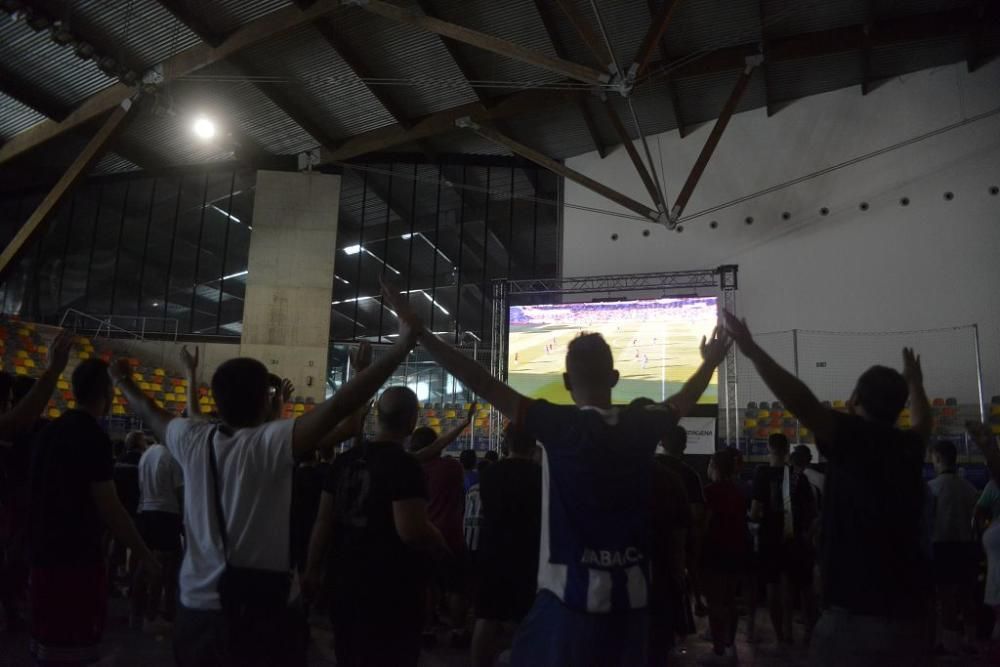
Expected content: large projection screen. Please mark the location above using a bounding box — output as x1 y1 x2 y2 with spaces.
507 297 719 405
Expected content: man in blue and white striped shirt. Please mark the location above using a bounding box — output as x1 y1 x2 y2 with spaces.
382 282 730 665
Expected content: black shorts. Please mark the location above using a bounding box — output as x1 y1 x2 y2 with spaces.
137 511 182 553
434 551 470 595
933 542 979 585
475 570 536 623
758 539 814 586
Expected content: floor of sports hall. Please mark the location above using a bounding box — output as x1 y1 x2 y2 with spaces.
1 596 993 666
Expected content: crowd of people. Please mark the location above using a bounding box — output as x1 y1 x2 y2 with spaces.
1 281 1000 666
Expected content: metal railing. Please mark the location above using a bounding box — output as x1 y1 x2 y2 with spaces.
58 309 180 342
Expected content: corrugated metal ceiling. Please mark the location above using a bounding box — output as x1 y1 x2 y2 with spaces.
0 0 994 183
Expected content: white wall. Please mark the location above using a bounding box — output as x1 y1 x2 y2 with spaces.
562 61 1000 402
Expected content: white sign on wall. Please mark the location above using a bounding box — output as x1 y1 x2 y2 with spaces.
679 417 717 455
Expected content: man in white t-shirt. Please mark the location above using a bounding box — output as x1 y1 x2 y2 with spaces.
132 440 184 627
110 312 422 667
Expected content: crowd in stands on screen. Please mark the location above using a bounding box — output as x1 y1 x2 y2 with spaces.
4 290 1000 665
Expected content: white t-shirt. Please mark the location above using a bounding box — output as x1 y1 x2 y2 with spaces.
165 417 296 610
138 444 184 514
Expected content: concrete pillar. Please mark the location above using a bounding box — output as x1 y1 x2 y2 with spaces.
240 170 340 402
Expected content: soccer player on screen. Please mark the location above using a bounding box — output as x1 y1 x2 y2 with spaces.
381 278 731 665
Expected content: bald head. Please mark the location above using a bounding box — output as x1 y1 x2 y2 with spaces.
377 386 419 438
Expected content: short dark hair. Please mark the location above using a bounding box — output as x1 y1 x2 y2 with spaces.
710 449 736 480
663 425 687 455
503 423 536 456
376 386 419 434
11 375 36 405
565 333 614 386
211 358 270 428
484 450 499 463
933 441 958 468
459 449 478 471
409 426 438 452
72 359 111 405
854 365 908 424
790 444 813 468
768 432 790 456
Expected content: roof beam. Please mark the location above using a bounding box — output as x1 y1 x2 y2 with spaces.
552 0 613 68
155 0 227 46
312 18 413 127
0 0 344 166
413 0 490 104
758 0 775 115
670 62 757 222
323 87 584 162
966 0 990 73
630 0 683 80
469 123 659 222
860 0 875 95
0 102 133 274
532 0 605 158
646 0 686 136
0 65 72 121
603 102 659 209
350 0 610 85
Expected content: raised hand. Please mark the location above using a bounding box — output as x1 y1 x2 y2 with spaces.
380 276 423 344
108 358 133 385
350 341 372 372
902 347 922 386
699 325 732 367
720 310 754 354
47 330 74 373
180 345 199 373
465 402 478 424
281 378 295 403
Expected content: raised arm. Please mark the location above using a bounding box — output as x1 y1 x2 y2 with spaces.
180 345 201 417
903 347 932 442
302 490 335 603
381 279 525 420
666 326 731 418
722 311 834 442
968 421 1000 485
91 480 160 577
412 403 476 463
110 359 176 443
292 335 411 458
0 330 73 440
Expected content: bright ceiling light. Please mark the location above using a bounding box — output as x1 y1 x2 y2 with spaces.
343 245 362 255
192 116 216 140
401 233 412 240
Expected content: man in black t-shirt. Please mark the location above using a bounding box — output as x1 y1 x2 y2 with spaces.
658 425 707 623
471 423 541 667
304 386 446 667
28 358 158 665
723 312 931 666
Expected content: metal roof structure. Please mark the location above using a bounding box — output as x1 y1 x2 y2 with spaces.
0 0 994 191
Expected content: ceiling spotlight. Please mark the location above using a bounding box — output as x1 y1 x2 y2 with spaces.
401 233 412 240
192 116 216 140
343 244 362 255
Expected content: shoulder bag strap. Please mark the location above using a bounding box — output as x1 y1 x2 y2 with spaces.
207 426 229 562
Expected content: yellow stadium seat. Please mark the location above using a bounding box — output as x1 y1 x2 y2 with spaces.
155 400 164 408
17 328 30 336
23 359 34 368
16 350 28 359
14 367 27 376
445 410 457 419
991 405 1000 416
833 400 846 409
139 382 151 391
132 373 143 382
38 345 48 355
78 352 90 360
48 408 60 419
113 406 126 415
56 381 69 391
199 397 210 405
154 368 166 377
